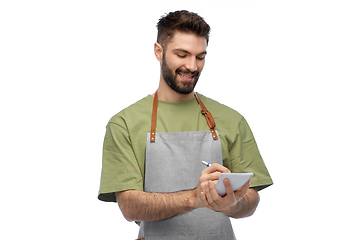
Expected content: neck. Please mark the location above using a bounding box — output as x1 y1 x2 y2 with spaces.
155 78 195 102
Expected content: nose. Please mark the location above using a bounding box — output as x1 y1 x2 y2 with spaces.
185 57 198 72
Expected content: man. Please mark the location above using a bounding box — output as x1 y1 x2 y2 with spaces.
98 10 273 240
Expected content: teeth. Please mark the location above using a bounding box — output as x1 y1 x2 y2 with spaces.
179 73 193 78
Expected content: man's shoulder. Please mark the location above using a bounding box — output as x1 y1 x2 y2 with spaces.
109 95 153 125
198 93 244 120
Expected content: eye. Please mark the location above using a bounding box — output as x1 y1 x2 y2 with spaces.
196 54 206 60
177 54 186 58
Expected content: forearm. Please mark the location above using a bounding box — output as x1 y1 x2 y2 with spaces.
115 189 196 222
226 188 260 218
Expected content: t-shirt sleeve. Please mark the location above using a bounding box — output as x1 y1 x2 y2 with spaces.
98 119 144 202
229 117 273 191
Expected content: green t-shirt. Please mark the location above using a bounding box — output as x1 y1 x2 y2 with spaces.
98 94 273 202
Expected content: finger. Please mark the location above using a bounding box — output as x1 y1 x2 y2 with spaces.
224 178 235 197
201 172 222 181
208 181 222 205
200 192 209 207
204 182 218 208
202 163 231 174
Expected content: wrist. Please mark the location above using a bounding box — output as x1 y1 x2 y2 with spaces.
173 189 197 211
187 189 198 210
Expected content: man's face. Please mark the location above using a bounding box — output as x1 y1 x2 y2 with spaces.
160 32 207 94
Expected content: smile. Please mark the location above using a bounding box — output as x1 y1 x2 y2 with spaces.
179 72 194 78
178 72 195 81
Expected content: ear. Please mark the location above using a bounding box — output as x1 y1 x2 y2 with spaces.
154 42 163 62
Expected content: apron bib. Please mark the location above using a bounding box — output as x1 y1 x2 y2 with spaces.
138 92 235 240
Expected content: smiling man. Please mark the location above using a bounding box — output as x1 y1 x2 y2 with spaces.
98 10 273 240
157 32 206 97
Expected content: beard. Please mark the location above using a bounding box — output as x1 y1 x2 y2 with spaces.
161 54 200 94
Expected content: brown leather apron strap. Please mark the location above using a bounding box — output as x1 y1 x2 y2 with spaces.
194 92 218 140
150 91 158 142
150 91 218 142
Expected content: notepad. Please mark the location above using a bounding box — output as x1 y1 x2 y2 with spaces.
215 173 254 196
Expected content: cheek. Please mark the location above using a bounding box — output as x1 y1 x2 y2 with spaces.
170 60 184 71
165 55 183 70
197 61 205 72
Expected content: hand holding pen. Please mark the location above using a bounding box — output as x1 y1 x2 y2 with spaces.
194 161 231 208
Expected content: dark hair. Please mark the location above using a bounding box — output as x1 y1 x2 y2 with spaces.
156 10 210 49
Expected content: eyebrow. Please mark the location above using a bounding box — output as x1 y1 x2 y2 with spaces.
172 48 207 56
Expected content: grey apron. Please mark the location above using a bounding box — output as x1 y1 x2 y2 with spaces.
138 92 235 240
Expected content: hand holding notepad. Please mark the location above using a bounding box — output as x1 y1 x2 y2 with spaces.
202 161 253 196
215 172 253 196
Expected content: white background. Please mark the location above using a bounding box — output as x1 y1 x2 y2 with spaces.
1 0 359 239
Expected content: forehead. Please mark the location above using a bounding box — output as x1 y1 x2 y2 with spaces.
166 31 207 54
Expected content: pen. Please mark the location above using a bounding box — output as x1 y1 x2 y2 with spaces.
202 161 211 167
